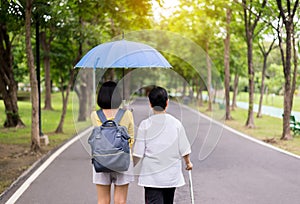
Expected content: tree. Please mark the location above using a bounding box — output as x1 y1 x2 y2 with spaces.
230 39 248 110
0 0 25 128
241 0 267 128
72 0 153 121
25 0 40 151
49 1 79 133
276 0 299 140
224 7 233 120
31 0 54 110
257 38 276 118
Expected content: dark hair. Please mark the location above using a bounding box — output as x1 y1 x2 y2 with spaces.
97 81 122 109
148 86 168 111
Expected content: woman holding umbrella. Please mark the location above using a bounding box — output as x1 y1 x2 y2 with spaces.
90 81 135 204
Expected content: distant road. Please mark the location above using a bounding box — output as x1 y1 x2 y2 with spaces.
205 93 300 120
5 98 300 204
236 101 300 120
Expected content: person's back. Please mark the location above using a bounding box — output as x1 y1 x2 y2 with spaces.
90 81 135 204
133 86 192 204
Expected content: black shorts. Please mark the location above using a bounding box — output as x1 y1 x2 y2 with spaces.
144 187 176 204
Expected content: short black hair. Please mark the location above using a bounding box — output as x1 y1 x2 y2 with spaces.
97 81 122 109
148 86 168 111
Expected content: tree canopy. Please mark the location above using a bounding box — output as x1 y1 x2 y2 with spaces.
0 0 299 150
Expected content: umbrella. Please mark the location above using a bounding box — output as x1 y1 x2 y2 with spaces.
75 39 171 105
75 39 171 68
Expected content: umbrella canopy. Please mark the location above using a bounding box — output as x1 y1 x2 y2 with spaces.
75 39 171 68
74 39 171 104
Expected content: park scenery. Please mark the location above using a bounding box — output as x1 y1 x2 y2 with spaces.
0 0 300 203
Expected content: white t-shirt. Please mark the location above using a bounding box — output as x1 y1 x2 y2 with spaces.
133 113 191 188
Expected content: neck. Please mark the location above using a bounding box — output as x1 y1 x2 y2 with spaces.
153 110 166 115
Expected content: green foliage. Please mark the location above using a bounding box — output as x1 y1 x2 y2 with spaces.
0 92 87 145
1 0 299 144
266 63 285 94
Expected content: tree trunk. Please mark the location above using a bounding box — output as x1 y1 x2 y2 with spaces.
195 79 203 107
231 72 239 110
40 31 53 110
86 69 94 117
75 14 87 121
206 40 212 111
0 21 25 128
242 0 267 128
281 21 293 140
224 8 232 120
257 39 276 118
198 88 203 107
77 71 87 121
257 56 267 118
182 81 187 97
245 35 255 128
25 0 40 152
276 0 299 140
55 70 75 133
290 26 298 112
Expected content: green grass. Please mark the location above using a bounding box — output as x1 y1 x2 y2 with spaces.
1 91 299 155
236 92 300 112
0 92 90 149
0 91 93 194
196 102 300 156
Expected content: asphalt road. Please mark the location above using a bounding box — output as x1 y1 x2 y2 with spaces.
7 98 300 204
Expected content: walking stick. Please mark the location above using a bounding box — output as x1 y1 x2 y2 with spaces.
188 170 195 204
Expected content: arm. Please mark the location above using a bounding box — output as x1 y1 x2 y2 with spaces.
91 111 101 126
178 124 192 170
120 110 135 148
132 120 146 167
127 111 135 149
183 154 193 170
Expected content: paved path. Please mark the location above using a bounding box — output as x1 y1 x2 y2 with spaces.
206 93 300 119
5 98 300 204
236 101 300 120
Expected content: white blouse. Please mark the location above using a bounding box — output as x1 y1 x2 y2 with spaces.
133 113 191 188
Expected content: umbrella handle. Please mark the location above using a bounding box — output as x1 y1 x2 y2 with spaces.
188 170 195 204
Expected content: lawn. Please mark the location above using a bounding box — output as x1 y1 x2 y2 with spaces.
0 92 91 145
236 92 300 112
0 92 90 195
196 101 300 156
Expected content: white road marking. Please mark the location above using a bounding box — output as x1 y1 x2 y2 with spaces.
5 127 92 204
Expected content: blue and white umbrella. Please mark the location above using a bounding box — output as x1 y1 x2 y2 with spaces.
75 39 171 103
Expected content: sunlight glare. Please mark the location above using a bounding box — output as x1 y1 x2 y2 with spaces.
152 0 180 21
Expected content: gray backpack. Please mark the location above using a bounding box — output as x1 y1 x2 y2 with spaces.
88 109 130 172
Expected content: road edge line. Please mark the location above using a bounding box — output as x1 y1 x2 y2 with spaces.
182 104 300 160
5 127 92 204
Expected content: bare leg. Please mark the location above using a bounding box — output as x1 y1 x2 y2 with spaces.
114 184 129 204
96 184 111 204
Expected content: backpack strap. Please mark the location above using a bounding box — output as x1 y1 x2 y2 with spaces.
114 109 126 124
96 109 126 124
96 109 107 123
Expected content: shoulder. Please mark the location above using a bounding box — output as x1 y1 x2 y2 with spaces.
138 117 152 130
120 109 133 119
91 111 97 119
166 114 182 127
123 109 133 116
